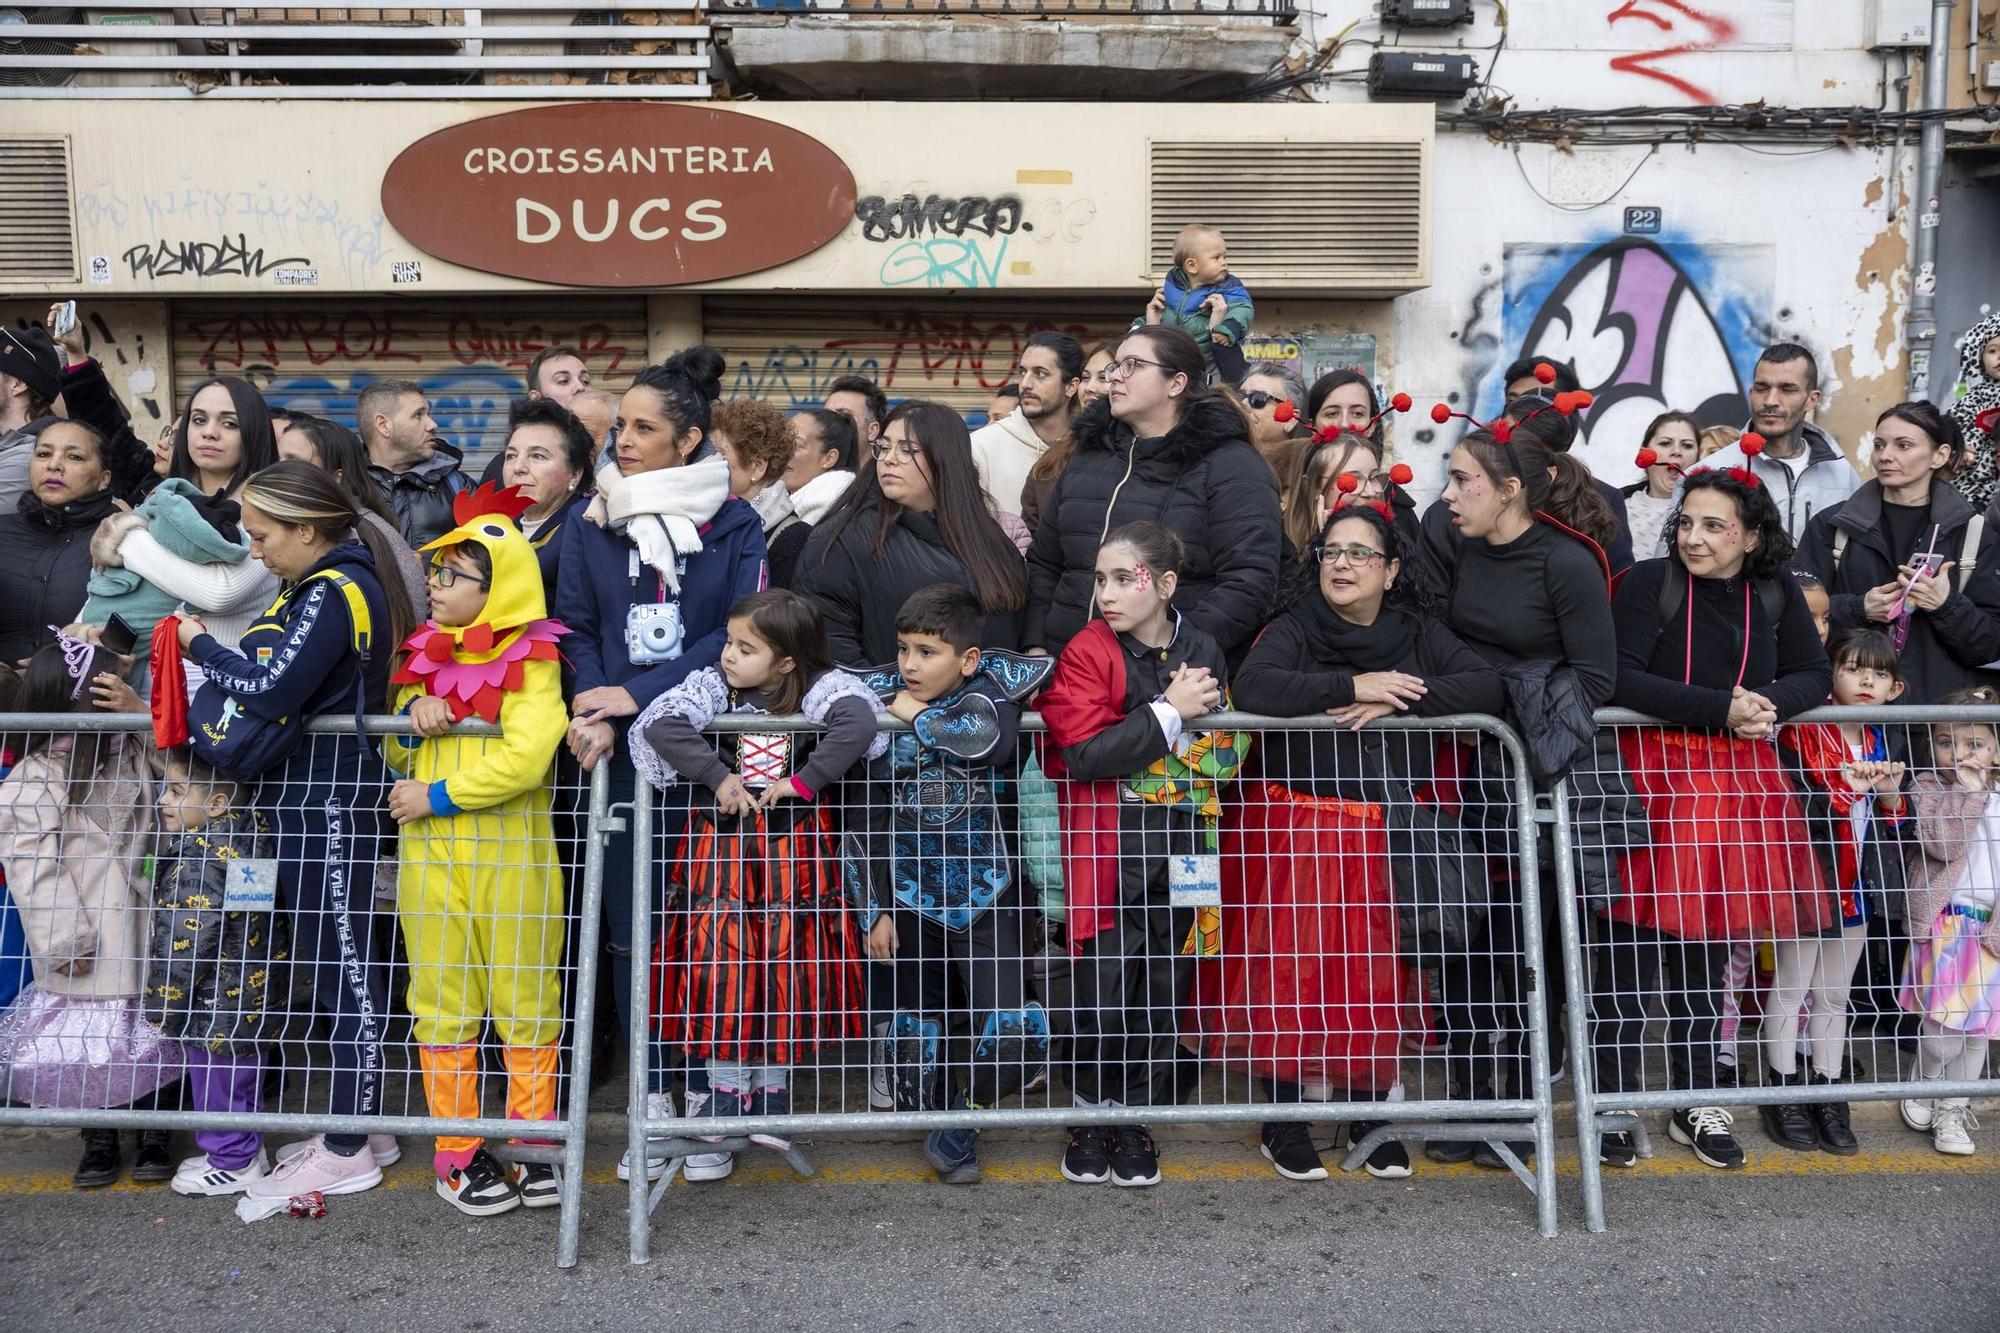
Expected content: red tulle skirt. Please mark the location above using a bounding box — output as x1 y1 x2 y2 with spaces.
1197 783 1420 1093
654 805 866 1064
1608 727 1831 941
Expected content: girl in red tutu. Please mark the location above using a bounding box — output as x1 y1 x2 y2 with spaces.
1219 503 1502 1182
1598 466 1831 1171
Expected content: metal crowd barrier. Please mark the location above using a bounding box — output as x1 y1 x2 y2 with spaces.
1560 705 2000 1234
0 714 608 1269
627 711 1561 1261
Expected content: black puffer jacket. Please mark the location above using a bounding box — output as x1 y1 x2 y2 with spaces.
367 442 468 549
794 500 1024 668
1024 395 1281 657
0 487 121 662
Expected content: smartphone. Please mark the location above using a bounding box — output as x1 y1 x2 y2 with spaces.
50 301 77 338
99 614 138 657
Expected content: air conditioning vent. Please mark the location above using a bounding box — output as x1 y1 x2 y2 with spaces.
1148 139 1427 291
0 136 77 282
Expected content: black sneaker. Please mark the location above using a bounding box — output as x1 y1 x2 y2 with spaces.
511 1161 562 1208
437 1149 523 1216
73 1129 121 1189
1669 1106 1746 1169
1108 1125 1161 1188
745 1087 792 1153
1424 1139 1477 1164
1811 1080 1858 1156
1598 1131 1637 1168
1758 1076 1819 1152
1061 1126 1111 1184
132 1130 174 1183
1259 1120 1327 1182
1348 1120 1411 1180
694 1087 746 1145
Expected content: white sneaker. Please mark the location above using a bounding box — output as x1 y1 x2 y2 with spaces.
1901 1098 1935 1133
243 1138 383 1200
684 1151 735 1182
1933 1106 1978 1156
171 1150 270 1197
617 1091 678 1182
275 1134 401 1169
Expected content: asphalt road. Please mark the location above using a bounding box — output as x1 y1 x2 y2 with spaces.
2 1114 1995 1332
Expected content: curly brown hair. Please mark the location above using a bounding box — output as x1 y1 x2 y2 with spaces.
711 398 795 490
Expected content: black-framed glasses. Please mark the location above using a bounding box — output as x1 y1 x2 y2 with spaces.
869 440 922 463
427 559 490 589
1104 355 1167 380
1312 543 1387 567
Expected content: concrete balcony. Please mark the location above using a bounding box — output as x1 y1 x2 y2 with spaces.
710 2 1297 101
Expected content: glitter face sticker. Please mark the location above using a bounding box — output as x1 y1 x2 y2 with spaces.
1130 563 1152 595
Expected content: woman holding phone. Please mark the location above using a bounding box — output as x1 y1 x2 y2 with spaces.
1798 402 2000 703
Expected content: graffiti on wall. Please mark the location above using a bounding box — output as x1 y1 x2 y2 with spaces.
725 311 1120 408
78 180 392 284
1499 237 1773 480
2 304 165 424
1604 1 1739 103
181 306 639 458
852 186 1097 291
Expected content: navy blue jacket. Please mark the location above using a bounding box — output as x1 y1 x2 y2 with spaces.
555 494 768 753
188 542 391 772
525 488 591 603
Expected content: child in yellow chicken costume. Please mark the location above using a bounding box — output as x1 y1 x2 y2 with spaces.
384 483 571 1217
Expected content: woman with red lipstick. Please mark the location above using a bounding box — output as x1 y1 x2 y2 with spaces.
1598 467 1830 1171
1797 402 2000 704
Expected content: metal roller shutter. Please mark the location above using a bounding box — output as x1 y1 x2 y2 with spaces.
172 297 648 470
701 298 1137 424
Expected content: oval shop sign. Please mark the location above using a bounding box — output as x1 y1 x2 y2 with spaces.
380 104 857 287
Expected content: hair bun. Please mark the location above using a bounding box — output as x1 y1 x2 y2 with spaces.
662 345 726 404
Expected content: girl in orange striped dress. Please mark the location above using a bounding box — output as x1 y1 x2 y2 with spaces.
631 590 884 1165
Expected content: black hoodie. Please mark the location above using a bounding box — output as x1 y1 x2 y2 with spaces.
0 486 122 663
1023 395 1281 658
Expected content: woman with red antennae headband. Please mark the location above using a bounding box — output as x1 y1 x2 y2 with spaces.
1277 390 1424 567
1596 459 1830 1173
1423 374 1632 1174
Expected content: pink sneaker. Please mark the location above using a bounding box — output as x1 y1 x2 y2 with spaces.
245 1138 383 1200
275 1134 401 1168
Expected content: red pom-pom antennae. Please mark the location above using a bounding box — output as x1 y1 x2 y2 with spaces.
1573 389 1595 410
1491 419 1515 445
1533 362 1558 386
1335 472 1361 495
1738 431 1766 458
1388 462 1414 486
1429 403 1453 425
1634 448 1659 469
1273 401 1297 424
1312 424 1344 446
1552 391 1578 416
1390 392 1413 414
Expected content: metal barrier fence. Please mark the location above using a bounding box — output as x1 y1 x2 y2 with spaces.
1560 705 2000 1234
626 712 1561 1261
0 713 608 1269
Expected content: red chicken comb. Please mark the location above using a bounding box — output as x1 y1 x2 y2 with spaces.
451 481 534 526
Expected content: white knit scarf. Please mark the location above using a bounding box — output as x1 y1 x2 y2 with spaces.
787 469 855 526
584 453 730 591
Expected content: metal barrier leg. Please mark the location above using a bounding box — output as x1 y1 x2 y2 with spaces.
1514 782 1559 1240
552 762 611 1270
622 788 653 1266
1550 781 1610 1234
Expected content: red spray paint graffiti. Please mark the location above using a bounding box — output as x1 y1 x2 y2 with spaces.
1606 0 1738 104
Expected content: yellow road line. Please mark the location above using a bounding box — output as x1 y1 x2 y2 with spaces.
2 1146 1993 1195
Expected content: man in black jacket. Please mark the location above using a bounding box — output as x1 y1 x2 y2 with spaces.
358 378 466 547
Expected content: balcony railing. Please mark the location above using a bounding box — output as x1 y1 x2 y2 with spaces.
0 3 711 98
